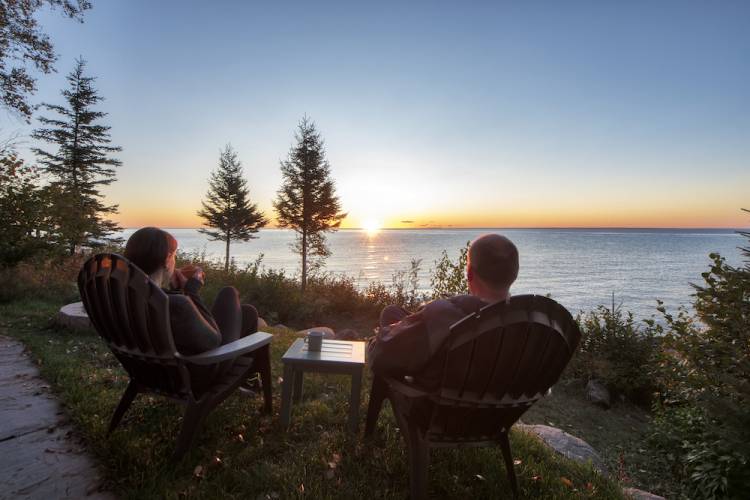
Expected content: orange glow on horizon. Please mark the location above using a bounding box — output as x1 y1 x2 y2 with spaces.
114 207 748 230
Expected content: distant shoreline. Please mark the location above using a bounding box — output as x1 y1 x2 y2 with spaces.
120 227 745 232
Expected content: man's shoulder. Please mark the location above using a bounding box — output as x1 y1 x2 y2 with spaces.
424 295 486 315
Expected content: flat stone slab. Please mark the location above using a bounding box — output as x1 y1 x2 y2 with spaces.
55 302 93 332
517 423 609 475
0 335 114 499
623 487 666 500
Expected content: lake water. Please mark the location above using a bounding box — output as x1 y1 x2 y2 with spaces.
117 228 745 320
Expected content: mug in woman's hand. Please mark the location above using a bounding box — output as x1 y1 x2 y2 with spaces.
180 264 197 278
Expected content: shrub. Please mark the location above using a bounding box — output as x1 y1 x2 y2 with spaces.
650 237 750 498
0 255 83 304
430 242 469 299
567 297 658 404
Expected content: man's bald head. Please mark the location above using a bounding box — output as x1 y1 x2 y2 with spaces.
468 234 519 292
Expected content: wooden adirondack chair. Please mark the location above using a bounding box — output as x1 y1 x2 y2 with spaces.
364 294 581 499
77 253 273 459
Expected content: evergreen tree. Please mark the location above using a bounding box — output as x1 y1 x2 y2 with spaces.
31 58 122 254
197 144 268 271
273 116 346 292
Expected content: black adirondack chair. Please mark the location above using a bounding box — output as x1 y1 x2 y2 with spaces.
364 294 581 499
77 253 273 459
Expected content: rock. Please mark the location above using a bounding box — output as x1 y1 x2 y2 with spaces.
586 379 611 408
55 302 93 332
333 328 360 341
622 487 665 500
257 317 268 329
517 424 609 475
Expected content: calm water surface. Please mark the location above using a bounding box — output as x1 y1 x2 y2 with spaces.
118 228 745 320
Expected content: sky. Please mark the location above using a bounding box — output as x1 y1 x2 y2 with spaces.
2 0 749 229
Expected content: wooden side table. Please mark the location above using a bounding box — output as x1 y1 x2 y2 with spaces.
280 338 366 433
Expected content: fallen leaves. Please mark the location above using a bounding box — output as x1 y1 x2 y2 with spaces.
560 477 573 488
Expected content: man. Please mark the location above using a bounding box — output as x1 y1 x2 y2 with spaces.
368 233 519 390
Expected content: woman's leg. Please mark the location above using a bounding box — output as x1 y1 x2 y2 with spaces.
211 286 242 345
241 304 259 337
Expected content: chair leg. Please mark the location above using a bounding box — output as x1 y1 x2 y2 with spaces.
108 380 139 435
407 428 429 500
499 431 519 499
173 400 210 460
256 345 273 414
364 375 387 437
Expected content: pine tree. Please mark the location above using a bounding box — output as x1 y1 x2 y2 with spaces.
31 58 122 254
273 116 346 292
197 144 268 271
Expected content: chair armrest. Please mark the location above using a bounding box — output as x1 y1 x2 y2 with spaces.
384 376 433 399
177 332 272 366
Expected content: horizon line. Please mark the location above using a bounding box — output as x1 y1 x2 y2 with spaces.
119 226 746 231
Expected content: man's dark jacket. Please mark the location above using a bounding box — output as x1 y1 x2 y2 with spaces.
368 295 487 390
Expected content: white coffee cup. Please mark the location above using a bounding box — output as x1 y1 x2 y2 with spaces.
305 330 324 352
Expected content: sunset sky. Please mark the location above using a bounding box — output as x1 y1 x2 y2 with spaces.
2 1 748 228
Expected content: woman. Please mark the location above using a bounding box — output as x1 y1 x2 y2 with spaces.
123 227 259 356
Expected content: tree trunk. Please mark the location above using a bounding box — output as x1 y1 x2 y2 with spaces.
224 234 230 272
301 230 307 293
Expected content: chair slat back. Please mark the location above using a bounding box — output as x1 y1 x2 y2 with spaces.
78 254 190 397
428 295 580 442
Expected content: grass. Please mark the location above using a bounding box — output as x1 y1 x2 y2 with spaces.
0 299 625 499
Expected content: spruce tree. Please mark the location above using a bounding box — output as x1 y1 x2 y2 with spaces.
273 116 346 292
197 144 268 271
32 58 122 254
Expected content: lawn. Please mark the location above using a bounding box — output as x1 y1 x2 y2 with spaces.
1 300 624 499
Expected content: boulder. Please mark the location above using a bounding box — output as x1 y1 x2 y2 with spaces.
517 424 609 475
55 302 93 332
586 379 611 408
257 317 268 329
622 487 666 500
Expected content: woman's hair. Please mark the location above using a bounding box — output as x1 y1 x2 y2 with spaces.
124 227 178 275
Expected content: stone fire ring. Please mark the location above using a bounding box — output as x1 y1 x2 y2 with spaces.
55 302 94 332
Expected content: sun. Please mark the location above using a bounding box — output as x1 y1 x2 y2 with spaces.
362 219 381 235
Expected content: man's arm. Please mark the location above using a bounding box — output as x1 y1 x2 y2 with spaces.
368 309 433 379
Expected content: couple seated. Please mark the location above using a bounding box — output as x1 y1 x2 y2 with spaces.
124 227 519 389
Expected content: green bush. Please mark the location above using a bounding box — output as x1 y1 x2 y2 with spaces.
650 240 750 498
430 242 469 299
567 298 658 404
0 255 83 304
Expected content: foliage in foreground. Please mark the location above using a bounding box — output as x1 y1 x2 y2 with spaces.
0 0 91 120
649 245 750 499
1 301 623 499
568 299 658 405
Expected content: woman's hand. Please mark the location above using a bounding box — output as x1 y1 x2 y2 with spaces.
192 266 205 285
170 269 188 290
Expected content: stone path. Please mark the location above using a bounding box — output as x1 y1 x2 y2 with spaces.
0 335 115 499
